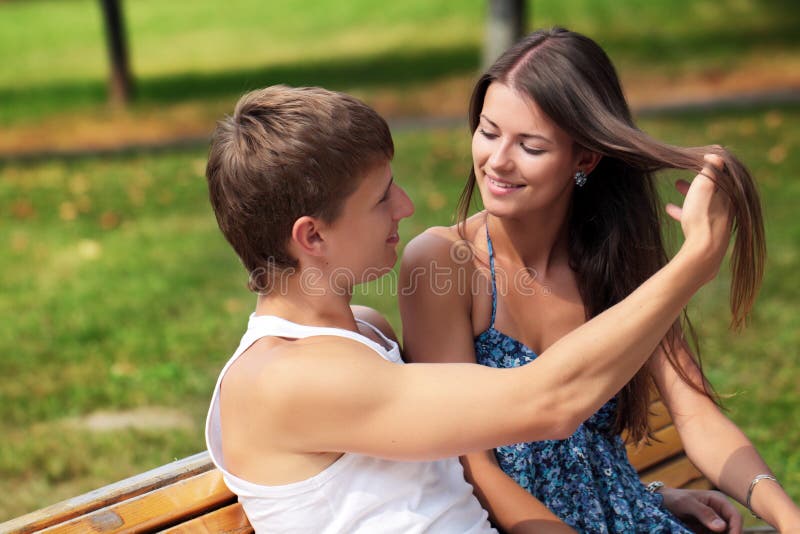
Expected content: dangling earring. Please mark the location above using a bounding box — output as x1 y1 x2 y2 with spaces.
574 170 588 187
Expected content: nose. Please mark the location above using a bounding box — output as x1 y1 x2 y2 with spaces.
487 140 514 172
393 185 415 220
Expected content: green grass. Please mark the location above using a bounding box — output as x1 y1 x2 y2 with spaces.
0 0 484 124
1 104 798 520
532 0 800 64
1 0 798 124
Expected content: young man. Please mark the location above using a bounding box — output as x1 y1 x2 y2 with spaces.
205 85 735 532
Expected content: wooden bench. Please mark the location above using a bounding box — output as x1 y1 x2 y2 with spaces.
0 397 771 533
0 452 249 534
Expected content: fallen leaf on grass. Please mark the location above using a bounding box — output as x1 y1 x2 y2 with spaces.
768 144 787 164
99 211 120 230
764 111 783 129
59 202 77 221
11 200 36 220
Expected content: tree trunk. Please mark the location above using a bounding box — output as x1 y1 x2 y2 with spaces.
484 0 527 69
100 0 133 105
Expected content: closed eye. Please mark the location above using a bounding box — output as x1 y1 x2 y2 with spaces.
479 128 499 140
521 145 545 155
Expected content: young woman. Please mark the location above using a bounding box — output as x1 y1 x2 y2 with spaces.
400 28 799 533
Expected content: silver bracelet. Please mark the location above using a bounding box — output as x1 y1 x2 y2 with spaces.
746 474 779 519
645 480 665 493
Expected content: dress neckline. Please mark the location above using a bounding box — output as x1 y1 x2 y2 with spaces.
479 224 540 357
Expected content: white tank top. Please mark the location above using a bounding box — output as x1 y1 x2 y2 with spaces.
206 314 496 533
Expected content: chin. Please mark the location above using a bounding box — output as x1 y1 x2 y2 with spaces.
482 198 522 219
358 252 397 284
359 263 395 285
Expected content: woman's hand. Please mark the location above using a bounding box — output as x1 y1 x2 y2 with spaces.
660 487 742 533
666 154 733 285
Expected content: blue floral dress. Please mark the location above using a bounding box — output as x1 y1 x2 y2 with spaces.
474 228 691 533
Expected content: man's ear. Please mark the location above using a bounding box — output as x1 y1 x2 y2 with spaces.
290 216 326 258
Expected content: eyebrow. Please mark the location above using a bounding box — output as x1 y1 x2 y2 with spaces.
480 114 553 144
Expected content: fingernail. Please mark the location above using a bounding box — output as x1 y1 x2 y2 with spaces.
711 519 726 529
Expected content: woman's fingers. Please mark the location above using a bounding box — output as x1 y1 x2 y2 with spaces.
665 203 682 222
669 154 733 281
664 180 692 222
703 153 726 174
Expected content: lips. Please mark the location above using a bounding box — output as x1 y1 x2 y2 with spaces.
485 173 524 195
490 177 522 189
387 231 400 244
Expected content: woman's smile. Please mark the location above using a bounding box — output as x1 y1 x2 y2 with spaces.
485 174 525 195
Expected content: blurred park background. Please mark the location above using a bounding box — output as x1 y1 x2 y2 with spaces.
1 0 798 523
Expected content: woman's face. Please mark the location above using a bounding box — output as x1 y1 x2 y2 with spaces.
472 82 585 220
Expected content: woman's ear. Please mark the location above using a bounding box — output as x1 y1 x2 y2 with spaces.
290 216 326 258
577 149 602 176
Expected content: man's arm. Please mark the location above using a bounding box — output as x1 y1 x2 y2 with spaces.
265 172 732 462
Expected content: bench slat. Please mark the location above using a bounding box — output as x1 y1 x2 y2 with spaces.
40 469 234 533
638 454 703 488
161 503 253 534
646 400 672 432
626 423 685 472
1 452 216 534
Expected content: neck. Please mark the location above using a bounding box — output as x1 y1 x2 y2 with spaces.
487 205 570 277
254 273 357 331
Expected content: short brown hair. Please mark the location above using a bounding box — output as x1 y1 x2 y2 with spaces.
206 85 394 293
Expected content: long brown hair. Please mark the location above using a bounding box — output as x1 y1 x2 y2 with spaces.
457 27 765 442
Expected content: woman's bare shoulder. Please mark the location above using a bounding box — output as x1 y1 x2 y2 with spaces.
402 214 485 268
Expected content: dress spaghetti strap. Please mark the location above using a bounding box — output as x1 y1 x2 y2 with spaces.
485 224 498 328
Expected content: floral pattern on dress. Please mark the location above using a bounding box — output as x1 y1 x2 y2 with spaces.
475 328 692 534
